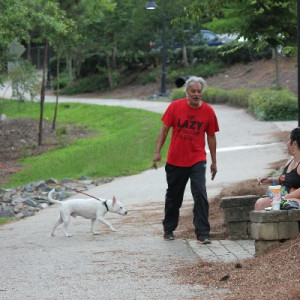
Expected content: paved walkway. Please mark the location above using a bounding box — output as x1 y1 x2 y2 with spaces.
0 85 298 299
188 240 255 262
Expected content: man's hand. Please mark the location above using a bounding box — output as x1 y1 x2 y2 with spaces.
152 152 161 169
211 163 217 180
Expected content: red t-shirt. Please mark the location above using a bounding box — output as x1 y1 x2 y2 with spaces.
162 98 219 167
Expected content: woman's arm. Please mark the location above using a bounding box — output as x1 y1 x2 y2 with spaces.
257 175 280 185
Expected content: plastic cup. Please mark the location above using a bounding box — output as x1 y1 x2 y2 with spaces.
268 185 281 202
271 201 281 211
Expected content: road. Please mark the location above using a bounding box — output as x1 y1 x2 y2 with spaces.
0 84 297 299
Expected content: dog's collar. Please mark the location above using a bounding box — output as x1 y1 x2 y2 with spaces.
103 200 109 211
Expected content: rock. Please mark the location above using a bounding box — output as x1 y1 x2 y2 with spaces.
0 207 14 218
39 203 49 209
23 199 36 207
0 177 113 221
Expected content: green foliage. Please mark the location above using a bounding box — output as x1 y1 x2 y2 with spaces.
0 100 168 187
169 87 186 101
202 87 230 104
55 126 68 145
10 59 40 102
137 72 157 85
248 89 297 121
191 45 220 63
52 70 70 90
226 89 250 107
169 61 225 83
219 42 273 65
59 73 109 95
0 218 12 225
183 0 297 52
203 87 251 107
170 85 297 122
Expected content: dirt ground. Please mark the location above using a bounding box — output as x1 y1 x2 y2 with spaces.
0 118 95 186
0 56 299 299
91 55 297 99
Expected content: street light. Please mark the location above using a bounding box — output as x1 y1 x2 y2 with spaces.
297 0 300 127
145 0 167 96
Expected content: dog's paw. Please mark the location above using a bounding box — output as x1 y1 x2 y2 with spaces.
92 231 100 235
110 228 117 232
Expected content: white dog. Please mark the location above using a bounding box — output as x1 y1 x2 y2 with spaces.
48 189 127 237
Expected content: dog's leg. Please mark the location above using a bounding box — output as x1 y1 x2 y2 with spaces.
61 214 72 237
90 219 100 235
51 216 63 237
97 216 116 232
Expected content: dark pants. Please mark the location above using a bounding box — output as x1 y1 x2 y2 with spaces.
162 161 210 237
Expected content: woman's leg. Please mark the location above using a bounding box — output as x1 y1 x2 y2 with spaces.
255 197 272 210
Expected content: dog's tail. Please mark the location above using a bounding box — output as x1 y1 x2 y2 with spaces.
48 189 62 205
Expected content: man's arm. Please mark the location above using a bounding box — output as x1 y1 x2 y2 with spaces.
152 123 170 168
207 134 217 180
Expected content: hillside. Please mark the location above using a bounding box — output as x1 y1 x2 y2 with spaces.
93 55 297 99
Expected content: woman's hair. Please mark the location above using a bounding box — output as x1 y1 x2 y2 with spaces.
184 76 207 95
290 127 300 148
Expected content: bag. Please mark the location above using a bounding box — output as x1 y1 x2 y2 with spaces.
280 200 300 210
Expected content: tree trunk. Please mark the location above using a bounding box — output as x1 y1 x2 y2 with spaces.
182 44 189 67
38 39 48 146
274 47 281 89
67 56 73 83
105 52 113 91
52 53 60 130
112 46 117 70
27 39 31 62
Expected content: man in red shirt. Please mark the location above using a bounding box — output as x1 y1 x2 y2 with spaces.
153 76 219 243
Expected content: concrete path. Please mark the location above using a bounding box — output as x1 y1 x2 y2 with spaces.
0 84 298 299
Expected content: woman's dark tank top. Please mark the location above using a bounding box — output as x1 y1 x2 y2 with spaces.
280 159 300 193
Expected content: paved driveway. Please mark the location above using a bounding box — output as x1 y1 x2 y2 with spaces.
0 86 297 299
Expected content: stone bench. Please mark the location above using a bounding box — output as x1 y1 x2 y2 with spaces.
220 195 259 239
220 195 300 255
250 210 300 255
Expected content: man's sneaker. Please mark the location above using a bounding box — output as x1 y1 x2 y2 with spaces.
197 235 211 244
163 231 175 240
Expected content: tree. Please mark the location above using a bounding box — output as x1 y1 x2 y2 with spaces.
183 0 297 88
57 0 115 84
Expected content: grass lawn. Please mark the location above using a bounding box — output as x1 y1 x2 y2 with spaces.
0 99 169 187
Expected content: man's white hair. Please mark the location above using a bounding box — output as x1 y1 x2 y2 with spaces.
184 76 207 95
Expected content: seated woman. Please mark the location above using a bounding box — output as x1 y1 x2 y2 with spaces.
255 127 300 210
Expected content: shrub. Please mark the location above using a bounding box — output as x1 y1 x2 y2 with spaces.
169 86 297 122
60 73 109 95
169 61 225 86
218 42 273 65
227 89 250 107
10 59 40 101
169 87 186 101
203 87 229 104
52 70 70 90
137 72 157 85
248 89 297 121
191 46 220 63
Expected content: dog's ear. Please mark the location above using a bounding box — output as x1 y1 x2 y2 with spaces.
112 196 116 204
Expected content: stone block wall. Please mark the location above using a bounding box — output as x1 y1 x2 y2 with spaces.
220 195 259 239
250 210 300 255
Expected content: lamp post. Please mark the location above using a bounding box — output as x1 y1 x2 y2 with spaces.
297 0 300 127
145 0 167 96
